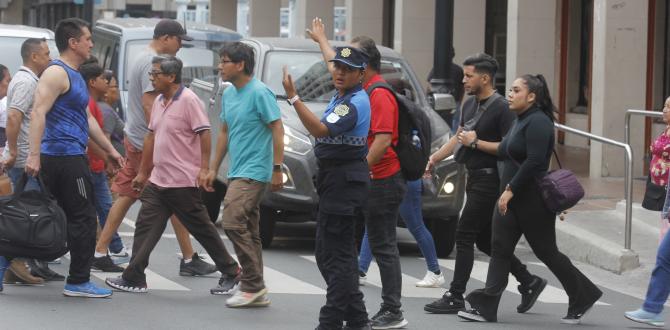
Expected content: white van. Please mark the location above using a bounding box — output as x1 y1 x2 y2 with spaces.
0 24 58 74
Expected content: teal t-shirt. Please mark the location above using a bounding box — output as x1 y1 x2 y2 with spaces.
221 78 281 183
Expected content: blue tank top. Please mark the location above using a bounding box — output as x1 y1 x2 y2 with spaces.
41 59 89 156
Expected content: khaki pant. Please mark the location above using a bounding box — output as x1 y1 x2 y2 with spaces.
222 178 267 293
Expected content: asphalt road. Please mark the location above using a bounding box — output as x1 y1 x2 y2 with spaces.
0 202 662 330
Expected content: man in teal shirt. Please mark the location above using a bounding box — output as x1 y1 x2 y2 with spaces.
206 42 284 308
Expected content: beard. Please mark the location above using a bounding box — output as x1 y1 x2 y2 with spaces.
466 84 481 96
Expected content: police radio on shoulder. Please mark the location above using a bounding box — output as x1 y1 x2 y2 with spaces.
287 95 300 106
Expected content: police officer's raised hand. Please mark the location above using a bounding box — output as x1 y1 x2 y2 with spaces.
25 153 40 177
306 17 327 43
282 66 297 99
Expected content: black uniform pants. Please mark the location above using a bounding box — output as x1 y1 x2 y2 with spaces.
41 155 97 285
450 171 534 295
465 183 602 319
315 159 369 330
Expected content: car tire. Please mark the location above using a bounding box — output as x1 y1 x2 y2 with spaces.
428 217 457 258
259 206 277 249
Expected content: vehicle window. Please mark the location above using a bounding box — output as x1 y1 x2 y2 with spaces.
264 51 335 103
124 39 225 87
0 37 58 74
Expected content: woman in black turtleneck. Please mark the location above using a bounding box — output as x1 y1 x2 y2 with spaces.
457 74 602 325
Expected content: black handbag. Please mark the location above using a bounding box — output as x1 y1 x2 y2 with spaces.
0 174 68 260
642 175 667 211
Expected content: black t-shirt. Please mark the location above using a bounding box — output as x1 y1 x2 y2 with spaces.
459 94 515 170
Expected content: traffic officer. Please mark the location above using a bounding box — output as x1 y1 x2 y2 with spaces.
282 46 371 330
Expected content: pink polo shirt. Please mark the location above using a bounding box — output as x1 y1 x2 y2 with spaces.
148 85 210 188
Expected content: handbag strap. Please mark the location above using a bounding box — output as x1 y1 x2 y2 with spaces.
13 172 54 198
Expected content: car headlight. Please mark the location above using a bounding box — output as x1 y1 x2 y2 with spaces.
284 126 312 156
431 132 451 155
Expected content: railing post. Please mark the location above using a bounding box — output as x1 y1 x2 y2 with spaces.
624 144 633 250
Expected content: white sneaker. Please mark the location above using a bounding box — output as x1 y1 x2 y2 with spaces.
416 270 445 288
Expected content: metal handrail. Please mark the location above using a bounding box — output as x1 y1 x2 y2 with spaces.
554 123 634 251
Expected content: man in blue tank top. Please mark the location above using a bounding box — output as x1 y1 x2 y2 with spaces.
23 18 124 298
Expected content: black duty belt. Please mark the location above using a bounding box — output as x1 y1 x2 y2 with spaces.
467 167 497 176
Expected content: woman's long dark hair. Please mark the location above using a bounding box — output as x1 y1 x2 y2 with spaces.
521 74 556 122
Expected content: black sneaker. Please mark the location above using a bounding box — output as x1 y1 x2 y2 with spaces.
424 292 465 314
561 290 602 325
370 307 408 329
210 269 241 295
105 275 148 293
27 259 65 281
91 256 124 273
517 275 547 313
179 253 217 276
457 308 496 322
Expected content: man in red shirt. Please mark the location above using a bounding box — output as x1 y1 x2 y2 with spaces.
80 61 126 272
309 21 408 329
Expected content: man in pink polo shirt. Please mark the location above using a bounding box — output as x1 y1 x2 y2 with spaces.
105 55 240 294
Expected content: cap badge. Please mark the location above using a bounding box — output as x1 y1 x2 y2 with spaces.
341 48 352 58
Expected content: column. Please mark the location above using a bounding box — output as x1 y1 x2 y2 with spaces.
210 0 236 30
249 0 282 37
590 0 649 177
506 0 559 100
453 0 486 64
394 0 435 90
291 0 334 39
345 0 383 42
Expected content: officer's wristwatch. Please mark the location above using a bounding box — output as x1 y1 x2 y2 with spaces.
273 164 282 172
469 138 479 149
287 95 300 106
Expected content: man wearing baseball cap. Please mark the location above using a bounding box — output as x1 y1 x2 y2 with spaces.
92 19 220 277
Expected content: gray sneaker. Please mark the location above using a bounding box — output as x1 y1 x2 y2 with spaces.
210 269 241 295
179 253 217 276
370 307 408 329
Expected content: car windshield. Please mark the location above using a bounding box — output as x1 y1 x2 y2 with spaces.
263 51 422 104
0 37 58 74
125 39 224 87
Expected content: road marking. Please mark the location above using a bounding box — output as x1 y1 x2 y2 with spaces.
196 254 326 295
436 259 609 306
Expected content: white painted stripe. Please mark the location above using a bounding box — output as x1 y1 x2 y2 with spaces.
300 256 444 298
196 254 325 295
436 259 609 306
91 269 190 291
122 217 136 228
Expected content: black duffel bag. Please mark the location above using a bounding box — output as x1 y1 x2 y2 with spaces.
0 174 68 260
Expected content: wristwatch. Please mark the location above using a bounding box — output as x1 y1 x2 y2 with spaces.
287 95 300 106
470 138 479 149
273 164 282 172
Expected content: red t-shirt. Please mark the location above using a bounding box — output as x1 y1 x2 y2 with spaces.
87 97 106 173
364 75 401 179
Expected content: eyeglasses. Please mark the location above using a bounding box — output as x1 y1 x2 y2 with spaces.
148 70 165 77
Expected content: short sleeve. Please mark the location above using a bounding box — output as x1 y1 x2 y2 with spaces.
220 88 230 124
8 80 33 115
147 97 161 132
322 101 359 137
140 59 155 95
101 105 115 135
186 94 210 133
256 87 280 124
368 89 397 135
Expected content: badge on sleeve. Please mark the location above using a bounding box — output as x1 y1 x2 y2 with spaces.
326 112 340 123
334 104 350 116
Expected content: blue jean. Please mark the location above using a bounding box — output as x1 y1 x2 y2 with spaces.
91 171 124 254
359 179 440 274
643 229 670 314
7 167 41 192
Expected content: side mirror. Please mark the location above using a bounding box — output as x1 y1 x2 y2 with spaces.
429 93 456 113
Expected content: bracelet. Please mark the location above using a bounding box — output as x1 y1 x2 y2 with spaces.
287 95 300 106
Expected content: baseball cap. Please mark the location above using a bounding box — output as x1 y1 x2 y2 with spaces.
329 46 369 69
153 19 193 41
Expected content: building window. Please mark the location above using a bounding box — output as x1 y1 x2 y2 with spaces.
333 7 346 41
485 0 508 95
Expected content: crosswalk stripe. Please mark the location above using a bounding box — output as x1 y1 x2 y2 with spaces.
90 269 190 291
436 259 609 306
196 254 325 295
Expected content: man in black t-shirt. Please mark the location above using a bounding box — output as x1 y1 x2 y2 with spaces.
424 53 546 316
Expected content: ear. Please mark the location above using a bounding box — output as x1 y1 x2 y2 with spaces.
167 73 177 84
236 60 245 73
527 92 536 104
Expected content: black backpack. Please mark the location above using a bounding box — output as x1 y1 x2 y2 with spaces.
0 174 68 260
366 82 432 181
